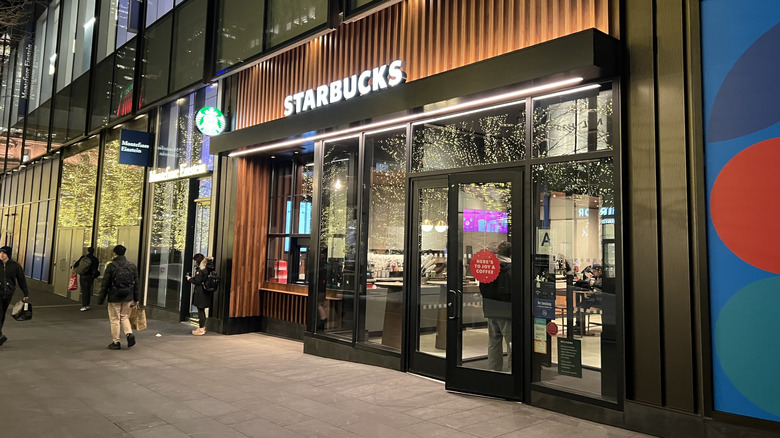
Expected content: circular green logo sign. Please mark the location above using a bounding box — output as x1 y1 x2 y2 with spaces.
196 107 226 136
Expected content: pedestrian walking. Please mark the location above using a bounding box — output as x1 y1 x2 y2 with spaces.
97 245 139 350
0 245 29 347
73 247 101 311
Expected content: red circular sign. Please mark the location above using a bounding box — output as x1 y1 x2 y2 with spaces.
470 249 500 284
546 322 559 336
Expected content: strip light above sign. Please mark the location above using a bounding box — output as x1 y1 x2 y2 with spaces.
283 60 406 116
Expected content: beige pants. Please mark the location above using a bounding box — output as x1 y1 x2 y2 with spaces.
107 301 133 343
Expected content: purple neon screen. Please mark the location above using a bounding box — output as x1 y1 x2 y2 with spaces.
462 209 509 233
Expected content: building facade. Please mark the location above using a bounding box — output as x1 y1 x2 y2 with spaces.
0 1 777 437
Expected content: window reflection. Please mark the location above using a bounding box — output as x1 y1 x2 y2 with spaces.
217 0 265 72
317 138 359 338
266 0 327 48
360 128 406 350
531 157 617 402
533 85 614 157
411 101 525 172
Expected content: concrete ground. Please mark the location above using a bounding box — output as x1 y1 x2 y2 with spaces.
0 289 655 437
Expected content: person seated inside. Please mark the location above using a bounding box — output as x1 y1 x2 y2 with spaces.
573 264 603 334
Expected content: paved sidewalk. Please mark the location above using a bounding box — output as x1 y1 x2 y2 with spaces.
0 290 654 438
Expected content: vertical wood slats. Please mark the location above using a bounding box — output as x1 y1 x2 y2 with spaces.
229 157 270 318
259 281 309 324
234 0 612 130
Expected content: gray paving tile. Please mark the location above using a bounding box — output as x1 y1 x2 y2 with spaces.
285 418 365 438
401 421 478 438
231 418 307 438
344 421 426 438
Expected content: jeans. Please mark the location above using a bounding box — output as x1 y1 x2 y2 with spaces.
80 275 95 307
107 301 133 343
487 317 512 372
0 297 10 336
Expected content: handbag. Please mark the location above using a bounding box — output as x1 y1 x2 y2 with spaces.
11 301 32 321
68 273 78 291
130 305 148 331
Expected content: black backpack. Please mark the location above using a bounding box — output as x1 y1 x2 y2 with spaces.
88 255 101 277
112 262 135 295
202 270 220 293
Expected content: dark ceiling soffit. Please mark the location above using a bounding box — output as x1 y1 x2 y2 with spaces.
211 29 619 155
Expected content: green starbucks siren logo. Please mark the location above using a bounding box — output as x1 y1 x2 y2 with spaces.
196 107 226 136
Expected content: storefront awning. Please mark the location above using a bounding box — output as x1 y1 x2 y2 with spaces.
211 29 619 156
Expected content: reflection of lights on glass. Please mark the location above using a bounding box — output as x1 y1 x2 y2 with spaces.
334 179 342 190
434 220 448 233
421 219 434 232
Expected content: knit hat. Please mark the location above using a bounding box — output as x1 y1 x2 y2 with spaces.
0 246 11 257
113 245 127 256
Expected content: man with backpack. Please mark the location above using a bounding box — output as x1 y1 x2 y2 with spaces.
73 247 101 311
97 245 139 350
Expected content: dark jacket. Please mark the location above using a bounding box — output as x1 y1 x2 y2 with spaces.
74 254 100 277
97 256 139 304
479 255 512 319
188 257 214 309
0 258 29 300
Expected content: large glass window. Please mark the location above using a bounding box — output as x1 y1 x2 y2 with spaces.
266 0 327 48
89 55 114 131
170 0 206 91
57 0 78 90
140 15 172 107
148 179 189 310
51 85 71 147
111 40 136 120
316 137 359 338
531 157 617 402
7 45 27 170
74 0 97 79
97 0 141 60
411 101 526 173
532 85 614 157
0 159 58 281
146 0 175 27
95 118 147 266
216 0 265 73
156 84 218 171
266 153 314 285
67 72 90 141
29 10 49 111
359 128 407 350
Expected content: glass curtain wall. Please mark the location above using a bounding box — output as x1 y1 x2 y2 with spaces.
216 0 265 73
170 0 206 92
0 157 60 281
140 15 172 107
97 0 141 61
266 0 327 48
316 137 359 336
359 128 407 350
95 118 147 266
530 85 617 402
147 86 216 313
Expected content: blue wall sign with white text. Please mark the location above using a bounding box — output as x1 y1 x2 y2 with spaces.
118 130 152 166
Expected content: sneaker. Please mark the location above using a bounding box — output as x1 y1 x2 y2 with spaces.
0 335 7 346
126 333 136 348
80 307 88 311
108 342 121 350
192 327 206 336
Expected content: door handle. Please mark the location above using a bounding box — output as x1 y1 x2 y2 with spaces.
456 289 463 319
447 289 457 320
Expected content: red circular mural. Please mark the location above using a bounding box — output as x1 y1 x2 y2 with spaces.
711 137 780 274
470 249 500 283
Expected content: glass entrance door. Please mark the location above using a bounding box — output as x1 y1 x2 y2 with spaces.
445 170 522 399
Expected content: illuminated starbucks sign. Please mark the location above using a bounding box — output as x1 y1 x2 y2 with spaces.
283 60 407 117
196 107 226 136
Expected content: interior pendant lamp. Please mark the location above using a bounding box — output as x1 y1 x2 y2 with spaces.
421 219 434 232
434 220 448 233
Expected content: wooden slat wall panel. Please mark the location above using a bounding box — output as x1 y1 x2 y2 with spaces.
259 291 307 324
235 0 612 130
229 157 270 318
